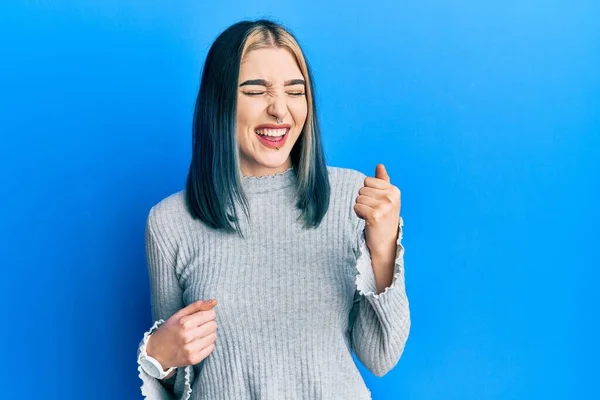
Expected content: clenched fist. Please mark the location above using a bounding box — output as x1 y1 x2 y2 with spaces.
353 164 401 255
146 299 219 371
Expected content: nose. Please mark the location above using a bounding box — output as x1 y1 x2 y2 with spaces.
267 92 289 122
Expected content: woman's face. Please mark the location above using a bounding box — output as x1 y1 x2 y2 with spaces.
236 47 308 177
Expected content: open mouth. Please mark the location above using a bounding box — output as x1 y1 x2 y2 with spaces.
255 128 290 148
255 128 288 140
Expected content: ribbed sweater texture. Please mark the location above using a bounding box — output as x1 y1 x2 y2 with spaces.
137 166 410 400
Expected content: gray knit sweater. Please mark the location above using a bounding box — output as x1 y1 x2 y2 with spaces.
137 166 410 400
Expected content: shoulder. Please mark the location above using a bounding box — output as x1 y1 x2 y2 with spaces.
146 190 193 235
326 165 367 194
145 190 206 259
325 165 366 231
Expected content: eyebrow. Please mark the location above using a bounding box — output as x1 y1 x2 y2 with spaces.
239 79 306 87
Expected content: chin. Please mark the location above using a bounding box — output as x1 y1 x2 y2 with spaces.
257 154 292 168
243 151 293 173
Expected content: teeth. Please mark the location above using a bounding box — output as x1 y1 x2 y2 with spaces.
256 128 287 137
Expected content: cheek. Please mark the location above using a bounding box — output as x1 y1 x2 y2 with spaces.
290 100 308 127
236 98 250 126
236 96 265 122
236 98 264 127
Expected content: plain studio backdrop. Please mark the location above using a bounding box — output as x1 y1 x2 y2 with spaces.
0 1 598 399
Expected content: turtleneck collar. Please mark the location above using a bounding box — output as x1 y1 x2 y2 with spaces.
240 166 298 194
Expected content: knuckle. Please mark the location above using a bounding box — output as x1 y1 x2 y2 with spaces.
372 211 382 222
208 320 218 332
180 318 193 330
188 349 201 364
188 354 198 365
182 345 194 360
182 331 194 344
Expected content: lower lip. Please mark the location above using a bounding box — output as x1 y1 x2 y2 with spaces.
256 129 289 149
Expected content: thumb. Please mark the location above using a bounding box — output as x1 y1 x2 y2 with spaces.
375 164 390 183
176 299 217 317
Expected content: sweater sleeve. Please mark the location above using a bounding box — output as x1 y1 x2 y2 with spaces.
137 209 195 400
349 215 411 377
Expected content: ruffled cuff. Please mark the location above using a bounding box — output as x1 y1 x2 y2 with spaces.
137 319 194 400
354 216 405 300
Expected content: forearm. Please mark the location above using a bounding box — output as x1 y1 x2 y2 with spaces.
351 218 409 376
369 242 396 294
369 223 403 293
146 334 178 381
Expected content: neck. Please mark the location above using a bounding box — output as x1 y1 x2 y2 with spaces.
240 165 297 194
239 159 293 178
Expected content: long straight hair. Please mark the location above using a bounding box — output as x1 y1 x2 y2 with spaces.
185 19 330 237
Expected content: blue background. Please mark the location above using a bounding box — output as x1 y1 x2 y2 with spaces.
1 1 598 399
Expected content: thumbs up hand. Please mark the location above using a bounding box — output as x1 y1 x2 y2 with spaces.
353 164 402 256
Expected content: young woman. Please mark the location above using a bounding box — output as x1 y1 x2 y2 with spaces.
137 19 410 400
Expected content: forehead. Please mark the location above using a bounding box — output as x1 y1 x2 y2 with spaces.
239 47 303 80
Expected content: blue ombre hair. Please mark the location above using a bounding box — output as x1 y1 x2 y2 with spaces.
185 19 331 236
